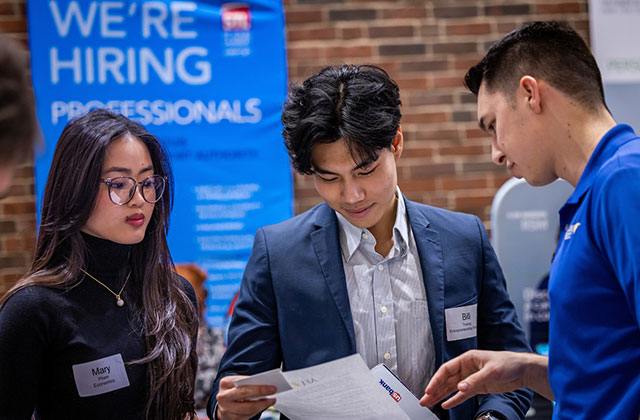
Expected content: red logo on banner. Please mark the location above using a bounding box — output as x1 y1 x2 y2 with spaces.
391 392 402 402
222 3 251 31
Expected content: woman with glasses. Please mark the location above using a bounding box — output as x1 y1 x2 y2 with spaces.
0 109 198 419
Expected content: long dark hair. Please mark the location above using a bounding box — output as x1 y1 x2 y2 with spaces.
1 109 197 419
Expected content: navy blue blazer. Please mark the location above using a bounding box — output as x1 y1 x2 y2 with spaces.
208 199 533 420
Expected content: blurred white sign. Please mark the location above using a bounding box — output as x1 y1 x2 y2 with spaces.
590 0 640 83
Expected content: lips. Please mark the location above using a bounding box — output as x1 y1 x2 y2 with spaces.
345 204 373 219
507 162 522 179
126 213 145 227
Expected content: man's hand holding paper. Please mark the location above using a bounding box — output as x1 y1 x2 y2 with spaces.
215 375 277 420
229 354 438 420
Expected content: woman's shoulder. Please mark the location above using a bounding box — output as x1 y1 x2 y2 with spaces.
2 284 66 312
0 285 65 337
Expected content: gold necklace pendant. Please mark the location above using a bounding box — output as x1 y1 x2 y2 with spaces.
76 266 131 307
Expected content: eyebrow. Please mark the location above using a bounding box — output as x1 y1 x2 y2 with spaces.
354 158 376 171
312 156 377 176
103 165 154 176
312 166 336 176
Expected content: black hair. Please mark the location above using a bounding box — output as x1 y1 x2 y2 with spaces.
282 64 402 174
465 21 607 111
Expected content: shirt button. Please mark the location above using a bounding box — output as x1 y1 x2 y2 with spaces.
362 233 369 239
378 264 384 271
380 306 387 313
384 352 391 360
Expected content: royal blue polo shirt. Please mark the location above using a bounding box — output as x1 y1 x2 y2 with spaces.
549 124 640 420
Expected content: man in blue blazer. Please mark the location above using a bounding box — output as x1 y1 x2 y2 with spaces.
208 65 532 420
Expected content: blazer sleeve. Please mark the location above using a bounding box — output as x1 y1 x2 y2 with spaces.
474 216 534 420
207 228 282 420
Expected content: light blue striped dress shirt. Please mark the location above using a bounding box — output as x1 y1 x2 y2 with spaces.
335 187 435 398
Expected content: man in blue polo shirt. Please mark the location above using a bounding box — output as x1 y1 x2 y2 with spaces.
420 21 640 420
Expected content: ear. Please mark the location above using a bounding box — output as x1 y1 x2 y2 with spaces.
391 127 403 160
519 76 542 114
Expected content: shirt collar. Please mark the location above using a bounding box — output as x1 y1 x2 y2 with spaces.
565 124 637 205
336 186 410 261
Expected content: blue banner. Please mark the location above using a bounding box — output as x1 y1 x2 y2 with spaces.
28 0 292 328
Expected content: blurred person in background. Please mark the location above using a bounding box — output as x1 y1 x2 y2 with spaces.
0 31 39 198
176 263 226 411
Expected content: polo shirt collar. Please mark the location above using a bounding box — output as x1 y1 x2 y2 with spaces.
565 124 637 205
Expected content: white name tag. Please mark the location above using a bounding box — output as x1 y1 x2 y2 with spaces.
72 353 130 397
445 303 477 341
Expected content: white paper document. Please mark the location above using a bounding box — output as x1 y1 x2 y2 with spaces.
233 368 293 395
370 364 439 420
233 354 438 420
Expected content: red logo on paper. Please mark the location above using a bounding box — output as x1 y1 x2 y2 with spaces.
222 3 251 31
379 379 403 403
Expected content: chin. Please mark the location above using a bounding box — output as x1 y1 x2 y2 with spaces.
114 233 146 245
525 175 558 187
130 233 147 244
348 220 372 229
346 214 379 230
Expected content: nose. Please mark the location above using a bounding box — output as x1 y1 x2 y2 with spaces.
342 178 364 204
491 142 506 166
128 184 146 206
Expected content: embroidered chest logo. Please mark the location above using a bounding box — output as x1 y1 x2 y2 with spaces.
563 222 581 240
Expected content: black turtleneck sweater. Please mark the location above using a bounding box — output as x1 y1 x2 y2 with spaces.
0 234 197 420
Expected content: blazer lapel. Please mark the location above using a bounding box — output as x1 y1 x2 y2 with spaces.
309 203 356 351
406 198 445 367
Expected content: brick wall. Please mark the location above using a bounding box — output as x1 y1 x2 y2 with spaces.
285 0 590 215
0 0 589 294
